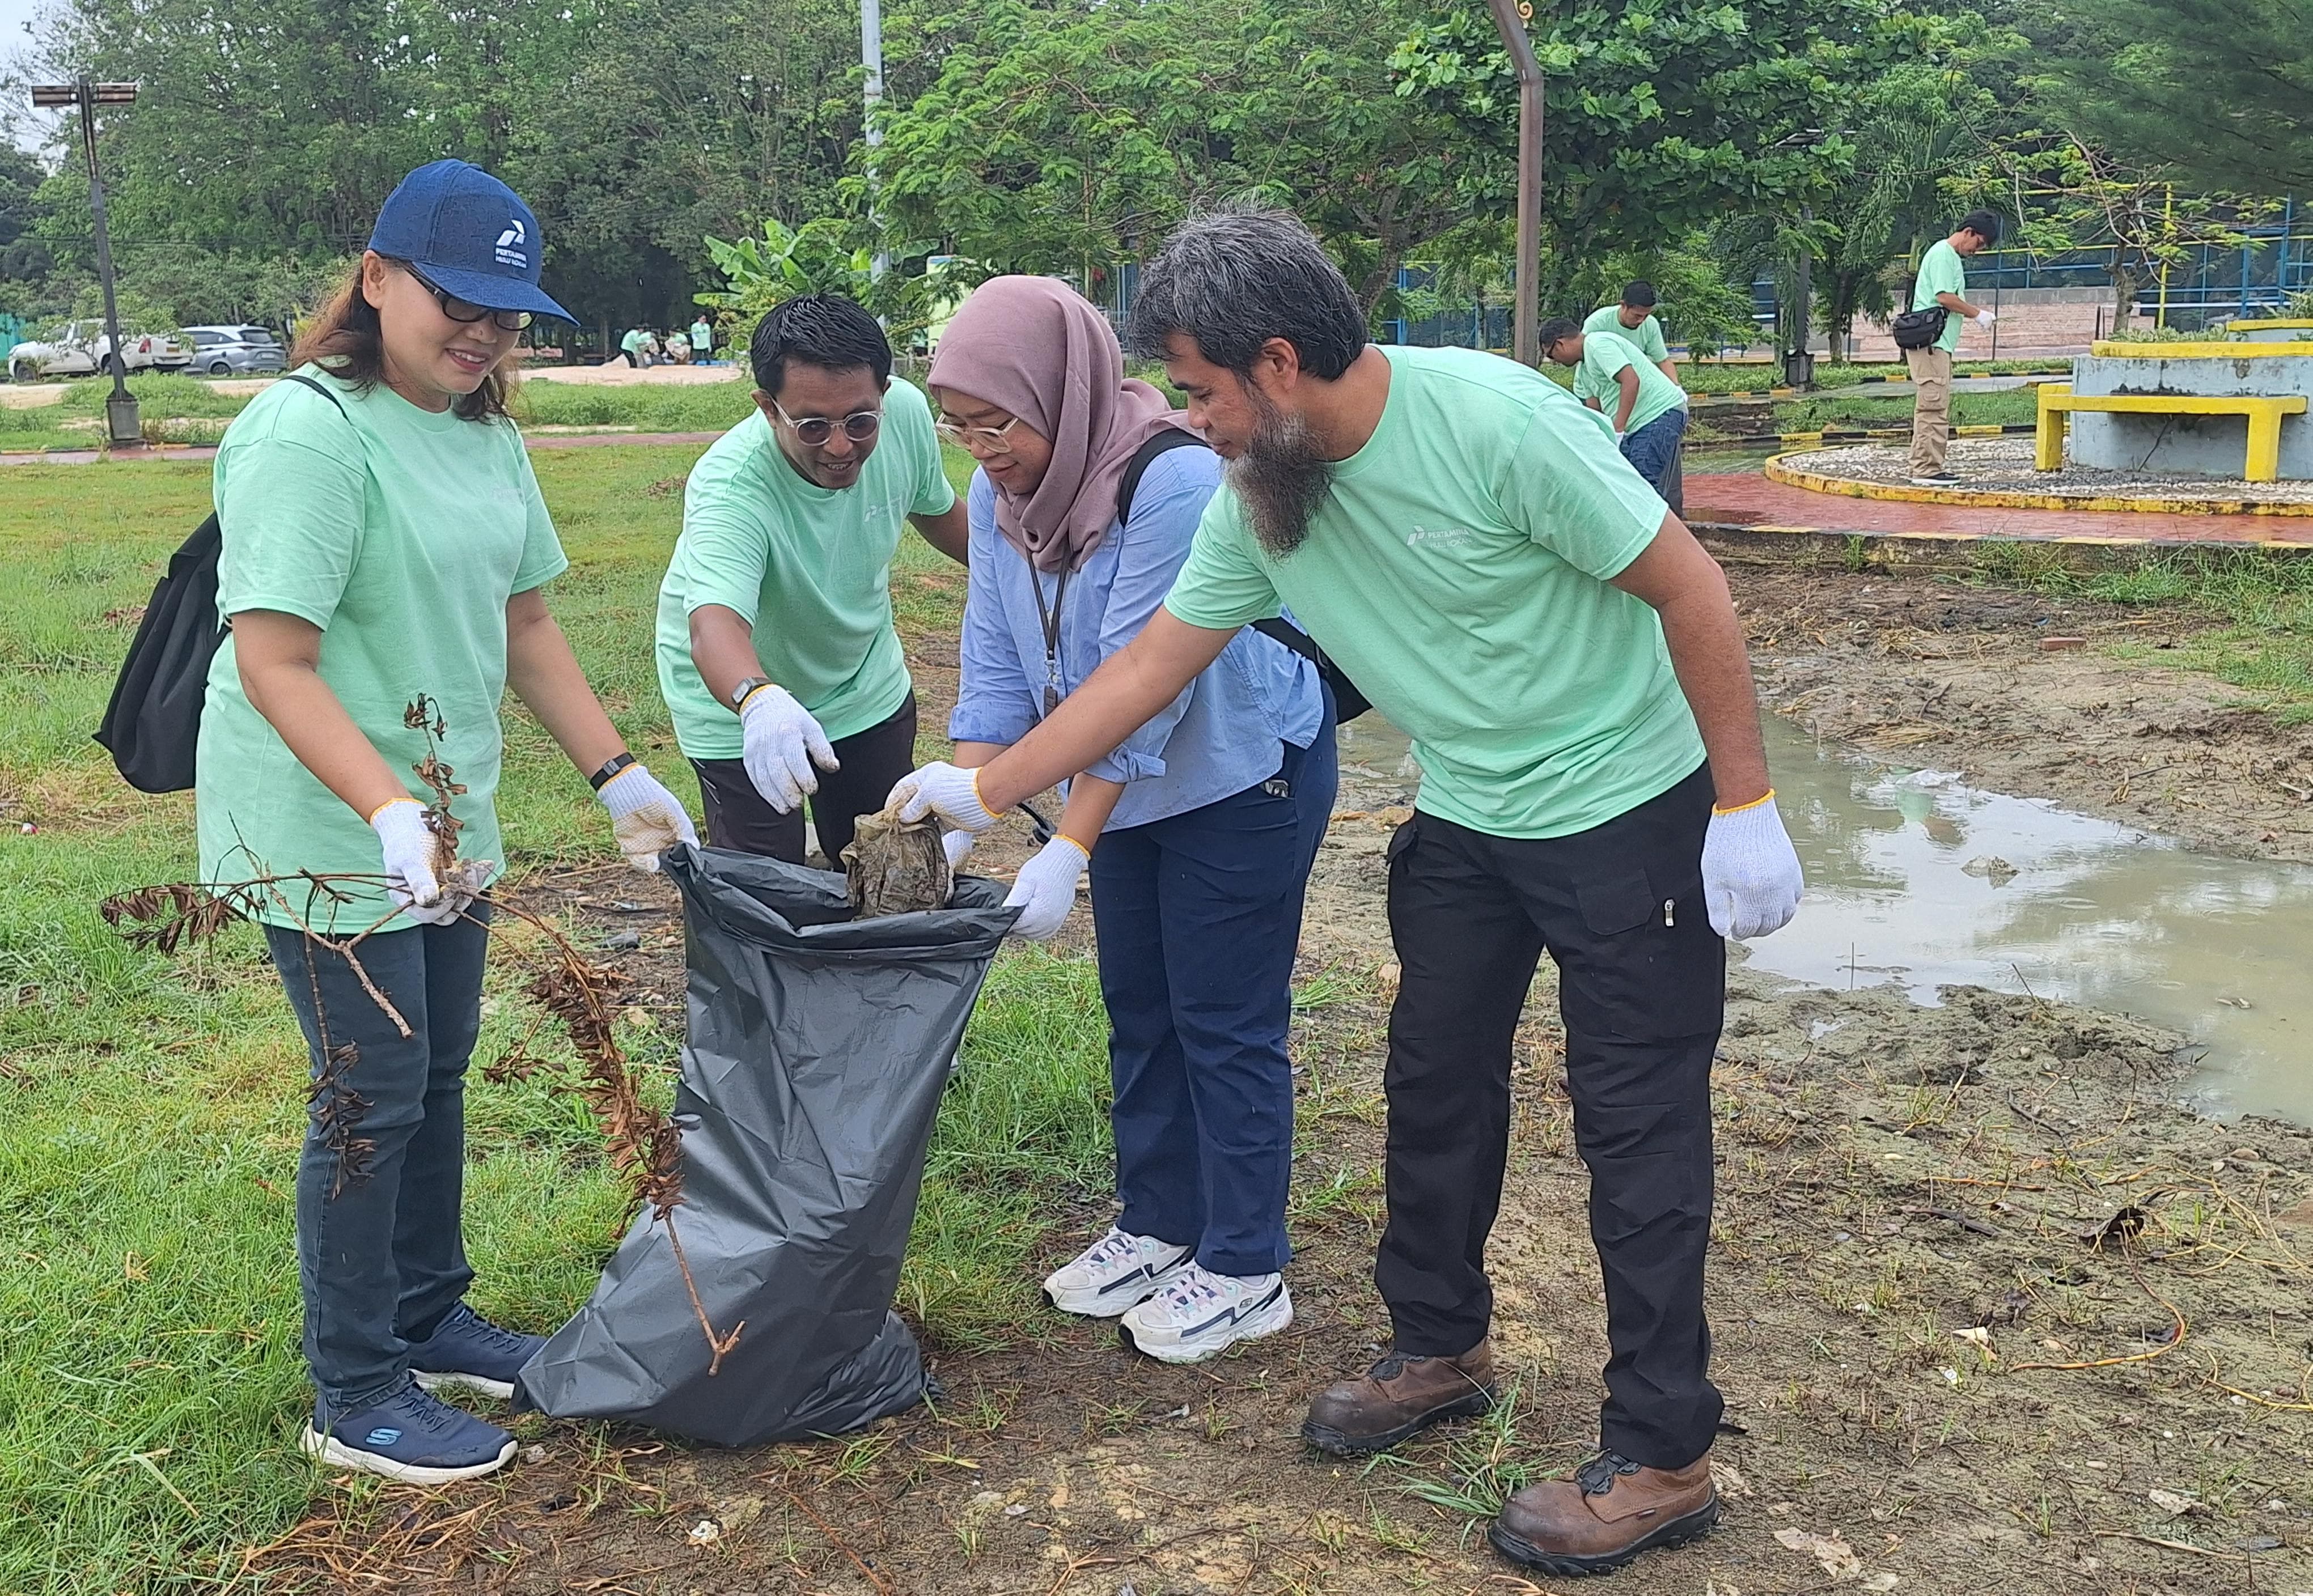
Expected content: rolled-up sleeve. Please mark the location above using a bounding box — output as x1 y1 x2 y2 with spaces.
947 471 1039 746
1085 450 1217 785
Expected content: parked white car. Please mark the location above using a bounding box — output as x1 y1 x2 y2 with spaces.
6 321 194 381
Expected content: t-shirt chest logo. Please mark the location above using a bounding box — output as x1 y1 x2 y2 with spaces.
1405 525 1477 550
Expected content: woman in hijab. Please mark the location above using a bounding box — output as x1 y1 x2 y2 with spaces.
926 276 1334 1365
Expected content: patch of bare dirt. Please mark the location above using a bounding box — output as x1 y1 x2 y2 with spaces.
1735 566 2313 863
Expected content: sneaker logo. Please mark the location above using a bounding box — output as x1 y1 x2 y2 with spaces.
1185 1280 1283 1338
1099 1247 1191 1299
365 1427 403 1446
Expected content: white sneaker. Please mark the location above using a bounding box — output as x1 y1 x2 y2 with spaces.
1042 1228 1194 1318
1118 1264 1293 1364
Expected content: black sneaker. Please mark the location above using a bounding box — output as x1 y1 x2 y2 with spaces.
302 1383 516 1484
1908 471 1962 487
407 1303 543 1400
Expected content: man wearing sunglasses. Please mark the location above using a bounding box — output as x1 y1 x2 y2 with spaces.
655 293 969 866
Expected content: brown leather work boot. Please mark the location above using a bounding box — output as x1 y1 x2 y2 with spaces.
1299 1341 1497 1455
1489 1450 1718 1576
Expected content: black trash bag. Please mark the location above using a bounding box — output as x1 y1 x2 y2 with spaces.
518 844 1015 1446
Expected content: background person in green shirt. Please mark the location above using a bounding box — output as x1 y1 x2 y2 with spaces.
197 160 698 1486
1581 279 1679 387
1905 209 2001 485
893 208 1802 1580
689 316 714 359
655 293 968 864
617 325 646 367
1540 315 1688 508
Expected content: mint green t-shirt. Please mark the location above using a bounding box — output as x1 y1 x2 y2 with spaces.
655 380 956 758
1583 304 1671 366
1163 345 1701 839
196 367 568 933
621 328 647 354
1572 331 1686 435
1912 239 1967 353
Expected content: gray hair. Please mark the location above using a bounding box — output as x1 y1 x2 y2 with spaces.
1125 206 1367 380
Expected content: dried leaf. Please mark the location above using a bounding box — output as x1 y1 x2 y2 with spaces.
1773 1526 1860 1579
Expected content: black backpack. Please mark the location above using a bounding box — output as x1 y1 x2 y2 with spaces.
1115 428 1371 723
94 374 347 792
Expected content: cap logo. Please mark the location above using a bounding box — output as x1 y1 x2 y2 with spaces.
494 218 528 269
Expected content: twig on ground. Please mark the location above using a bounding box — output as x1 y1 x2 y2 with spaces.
779 1482 893 1594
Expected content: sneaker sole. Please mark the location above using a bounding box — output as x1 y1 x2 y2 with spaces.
413 1369 518 1401
1044 1257 1193 1319
1486 1497 1720 1576
1118 1292 1293 1365
300 1425 516 1485
1300 1386 1497 1457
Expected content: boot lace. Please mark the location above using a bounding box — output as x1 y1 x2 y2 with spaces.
1575 1451 1643 1496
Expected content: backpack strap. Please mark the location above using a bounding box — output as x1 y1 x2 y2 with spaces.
279 371 349 416
1115 427 1209 526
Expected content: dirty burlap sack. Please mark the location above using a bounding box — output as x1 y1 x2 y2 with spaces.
519 844 1015 1445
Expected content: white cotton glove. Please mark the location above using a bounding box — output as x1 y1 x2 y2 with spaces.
942 829 977 871
739 683 838 814
1975 309 1996 327
889 761 1000 834
371 798 467 927
1701 792 1804 940
1004 837 1088 940
597 763 700 873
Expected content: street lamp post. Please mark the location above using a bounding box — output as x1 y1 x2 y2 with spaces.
1482 0 1544 366
31 79 141 449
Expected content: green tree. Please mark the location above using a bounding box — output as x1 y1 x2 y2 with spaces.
1386 0 1907 311
2030 0 2313 198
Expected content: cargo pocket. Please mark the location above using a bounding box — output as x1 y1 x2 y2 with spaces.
1565 867 1722 1041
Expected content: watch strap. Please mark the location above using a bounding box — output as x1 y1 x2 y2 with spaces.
588 752 638 791
730 674 774 712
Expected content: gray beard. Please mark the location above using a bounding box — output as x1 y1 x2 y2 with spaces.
1227 401 1333 558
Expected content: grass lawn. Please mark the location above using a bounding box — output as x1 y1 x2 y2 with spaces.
0 370 762 451
0 439 1116 1591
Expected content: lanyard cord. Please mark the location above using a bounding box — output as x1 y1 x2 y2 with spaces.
1027 561 1070 717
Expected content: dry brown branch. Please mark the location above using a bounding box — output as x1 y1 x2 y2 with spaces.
779 1480 894 1594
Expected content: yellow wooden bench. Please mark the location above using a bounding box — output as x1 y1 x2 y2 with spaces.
2036 383 2308 481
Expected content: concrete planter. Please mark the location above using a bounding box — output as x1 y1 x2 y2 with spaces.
2072 342 2313 479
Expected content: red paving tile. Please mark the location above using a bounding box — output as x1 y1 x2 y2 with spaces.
1685 472 2313 546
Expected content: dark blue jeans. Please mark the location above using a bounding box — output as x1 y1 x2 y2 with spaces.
266 909 491 1419
1621 405 1688 500
1086 711 1337 1277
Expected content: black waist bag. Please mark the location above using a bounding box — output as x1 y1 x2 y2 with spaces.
92 373 345 792
1891 304 1947 351
1117 429 1373 723
519 847 1016 1446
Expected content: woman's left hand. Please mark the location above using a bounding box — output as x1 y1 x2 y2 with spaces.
598 764 701 872
1003 836 1088 940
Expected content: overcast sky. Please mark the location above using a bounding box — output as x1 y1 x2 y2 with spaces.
3 0 57 155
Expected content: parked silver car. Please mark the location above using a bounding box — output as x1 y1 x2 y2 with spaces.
183 324 286 376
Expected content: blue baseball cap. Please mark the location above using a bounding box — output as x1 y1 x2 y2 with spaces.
367 160 573 321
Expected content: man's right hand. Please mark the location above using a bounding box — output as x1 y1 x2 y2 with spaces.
890 762 1000 833
739 683 838 813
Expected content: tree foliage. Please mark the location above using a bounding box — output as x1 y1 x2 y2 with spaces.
2030 0 2313 198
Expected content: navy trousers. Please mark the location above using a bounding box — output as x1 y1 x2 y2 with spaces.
266 909 491 1420
1087 714 1337 1277
1621 404 1688 505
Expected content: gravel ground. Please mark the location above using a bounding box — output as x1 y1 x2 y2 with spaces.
1785 435 2313 503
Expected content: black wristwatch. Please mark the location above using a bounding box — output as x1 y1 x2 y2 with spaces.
729 674 774 712
587 751 638 791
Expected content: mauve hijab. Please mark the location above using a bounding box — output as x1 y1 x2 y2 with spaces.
927 275 1195 573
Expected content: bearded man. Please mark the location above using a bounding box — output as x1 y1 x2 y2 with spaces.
889 206 1802 1579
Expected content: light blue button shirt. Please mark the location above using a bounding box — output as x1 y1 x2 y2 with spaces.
949 445 1323 832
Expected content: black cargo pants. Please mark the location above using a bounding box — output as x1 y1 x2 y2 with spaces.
1375 762 1725 1469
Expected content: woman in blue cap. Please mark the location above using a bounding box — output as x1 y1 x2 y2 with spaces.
196 160 698 1483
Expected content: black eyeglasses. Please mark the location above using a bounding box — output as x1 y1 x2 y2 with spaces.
404 265 535 332
771 397 882 446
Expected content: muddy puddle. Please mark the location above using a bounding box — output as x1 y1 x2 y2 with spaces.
1336 712 2313 1127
